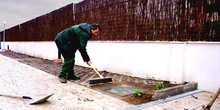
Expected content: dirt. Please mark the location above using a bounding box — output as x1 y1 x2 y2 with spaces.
90 81 178 105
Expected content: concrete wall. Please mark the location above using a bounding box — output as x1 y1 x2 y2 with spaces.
3 41 220 93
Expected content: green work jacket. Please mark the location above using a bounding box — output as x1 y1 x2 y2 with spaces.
55 23 92 62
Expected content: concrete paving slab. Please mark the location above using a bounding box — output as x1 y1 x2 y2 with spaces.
140 91 220 110
142 103 184 110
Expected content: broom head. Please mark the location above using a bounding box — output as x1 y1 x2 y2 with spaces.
89 77 112 84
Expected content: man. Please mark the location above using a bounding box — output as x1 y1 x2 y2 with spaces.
55 23 102 83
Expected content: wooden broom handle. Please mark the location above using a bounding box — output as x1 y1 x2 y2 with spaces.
207 87 220 107
203 87 220 110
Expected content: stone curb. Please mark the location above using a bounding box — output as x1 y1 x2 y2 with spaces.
153 82 198 100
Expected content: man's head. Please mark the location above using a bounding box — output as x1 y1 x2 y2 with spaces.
90 24 102 36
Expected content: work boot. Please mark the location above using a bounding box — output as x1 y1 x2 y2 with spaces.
58 76 67 83
67 75 80 80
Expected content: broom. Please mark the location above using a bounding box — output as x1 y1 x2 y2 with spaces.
89 63 112 84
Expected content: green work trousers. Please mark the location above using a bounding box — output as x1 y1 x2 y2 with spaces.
59 55 75 78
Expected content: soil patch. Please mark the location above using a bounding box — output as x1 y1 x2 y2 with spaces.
90 81 178 105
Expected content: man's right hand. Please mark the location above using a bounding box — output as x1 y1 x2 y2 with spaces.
87 61 92 66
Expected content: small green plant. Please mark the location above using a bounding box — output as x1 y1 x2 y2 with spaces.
133 89 142 97
156 82 164 90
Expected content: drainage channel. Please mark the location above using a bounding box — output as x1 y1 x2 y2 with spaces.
0 51 197 105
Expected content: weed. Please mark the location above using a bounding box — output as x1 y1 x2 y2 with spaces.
134 89 142 97
156 82 164 90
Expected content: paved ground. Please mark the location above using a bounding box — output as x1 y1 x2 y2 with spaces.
0 50 220 110
0 51 159 87
0 51 131 110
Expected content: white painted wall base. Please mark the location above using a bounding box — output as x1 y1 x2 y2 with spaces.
3 41 220 93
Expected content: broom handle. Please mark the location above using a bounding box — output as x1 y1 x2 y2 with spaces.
89 63 100 75
0 93 32 99
89 64 104 79
206 87 220 108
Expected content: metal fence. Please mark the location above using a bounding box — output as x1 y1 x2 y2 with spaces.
0 0 219 41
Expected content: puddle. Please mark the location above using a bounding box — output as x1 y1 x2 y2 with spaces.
99 84 146 96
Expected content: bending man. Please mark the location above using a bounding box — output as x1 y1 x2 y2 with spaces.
55 23 102 83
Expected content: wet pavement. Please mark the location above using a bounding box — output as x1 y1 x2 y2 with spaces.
0 50 220 110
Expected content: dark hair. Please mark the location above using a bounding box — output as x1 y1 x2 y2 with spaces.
90 24 102 31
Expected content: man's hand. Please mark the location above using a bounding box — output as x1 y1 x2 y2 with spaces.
87 61 92 66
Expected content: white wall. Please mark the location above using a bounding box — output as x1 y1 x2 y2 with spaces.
184 43 220 93
3 41 220 93
5 42 58 60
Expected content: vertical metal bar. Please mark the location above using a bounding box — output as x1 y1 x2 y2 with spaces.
3 22 6 49
58 49 61 59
